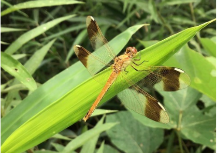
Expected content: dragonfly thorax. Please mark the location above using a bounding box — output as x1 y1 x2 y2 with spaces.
112 47 137 73
112 55 132 73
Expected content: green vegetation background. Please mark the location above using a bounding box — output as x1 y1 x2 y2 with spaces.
1 0 216 153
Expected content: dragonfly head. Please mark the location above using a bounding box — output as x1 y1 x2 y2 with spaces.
125 47 137 58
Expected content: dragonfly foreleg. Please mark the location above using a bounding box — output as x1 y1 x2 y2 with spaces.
131 64 149 71
132 60 148 66
124 68 129 74
133 51 142 61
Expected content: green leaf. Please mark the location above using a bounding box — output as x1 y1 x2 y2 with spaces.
130 110 171 129
63 122 117 153
1 27 26 33
1 52 37 91
159 87 216 149
92 109 118 117
164 45 216 101
24 39 56 74
4 14 75 54
51 142 65 152
1 0 83 16
1 41 9 45
103 145 119 153
106 111 164 153
96 141 105 153
199 37 216 57
80 116 105 153
4 39 56 111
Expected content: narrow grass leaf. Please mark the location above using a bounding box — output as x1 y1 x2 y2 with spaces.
1 52 37 91
96 141 105 153
1 27 26 33
63 123 117 152
5 14 75 54
24 39 56 74
4 39 56 109
80 116 105 153
1 0 83 16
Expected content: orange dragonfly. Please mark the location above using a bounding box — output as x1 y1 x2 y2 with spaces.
74 16 190 123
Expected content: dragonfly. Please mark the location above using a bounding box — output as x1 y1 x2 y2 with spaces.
73 16 190 123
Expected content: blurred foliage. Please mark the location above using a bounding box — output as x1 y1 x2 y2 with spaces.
1 0 216 153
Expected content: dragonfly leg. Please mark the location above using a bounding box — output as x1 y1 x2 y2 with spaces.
134 52 148 62
132 60 148 66
124 68 129 74
134 51 142 61
131 65 149 71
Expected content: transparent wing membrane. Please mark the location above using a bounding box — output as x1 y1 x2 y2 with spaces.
86 16 116 65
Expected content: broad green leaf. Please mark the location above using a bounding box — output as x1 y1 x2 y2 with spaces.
200 95 216 117
1 24 144 152
1 0 83 16
106 111 164 153
199 37 216 57
130 110 171 129
159 87 216 149
1 52 37 91
5 14 75 54
164 45 216 101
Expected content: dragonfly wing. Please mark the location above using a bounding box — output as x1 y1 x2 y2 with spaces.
86 16 116 63
118 86 169 123
108 72 169 123
73 45 109 75
133 66 190 91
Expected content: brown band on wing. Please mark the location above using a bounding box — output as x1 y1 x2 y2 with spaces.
134 88 162 122
73 45 90 67
86 16 108 49
144 95 161 122
160 67 181 91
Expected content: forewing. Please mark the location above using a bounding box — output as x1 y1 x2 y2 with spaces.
86 16 116 63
